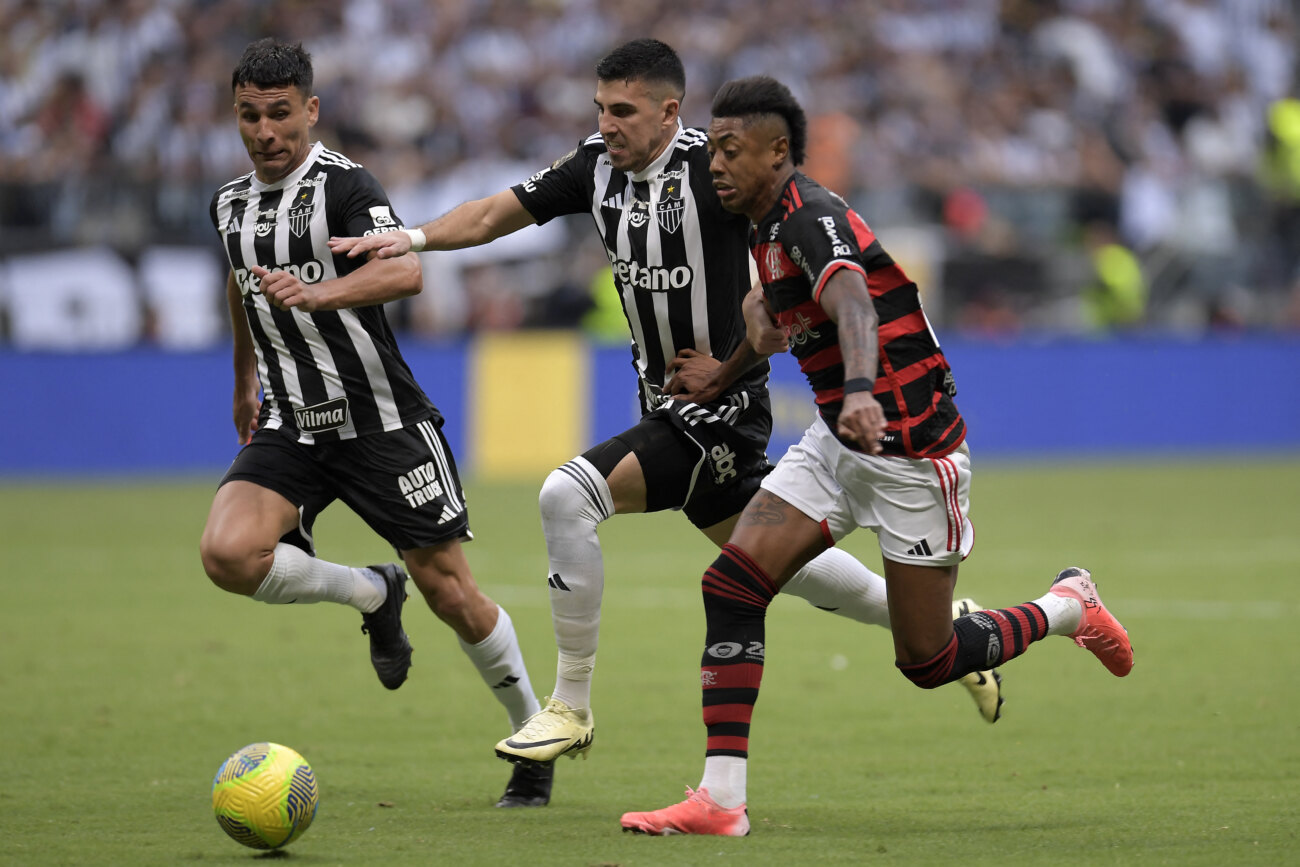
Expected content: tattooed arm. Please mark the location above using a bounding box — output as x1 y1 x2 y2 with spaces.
818 269 886 455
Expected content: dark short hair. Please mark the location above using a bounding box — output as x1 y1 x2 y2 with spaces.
711 75 808 166
595 38 685 98
231 38 313 95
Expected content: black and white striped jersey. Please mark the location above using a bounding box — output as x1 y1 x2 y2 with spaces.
210 141 437 444
512 123 768 414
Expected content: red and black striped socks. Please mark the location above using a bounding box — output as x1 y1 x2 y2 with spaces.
898 603 1050 688
700 544 777 759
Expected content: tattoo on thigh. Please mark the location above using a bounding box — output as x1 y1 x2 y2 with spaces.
738 492 788 527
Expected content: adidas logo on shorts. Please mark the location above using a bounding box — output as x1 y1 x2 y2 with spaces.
905 539 934 557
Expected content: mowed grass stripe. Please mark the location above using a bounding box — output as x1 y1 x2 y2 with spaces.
0 457 1296 866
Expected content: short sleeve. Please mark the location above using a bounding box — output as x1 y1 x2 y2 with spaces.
510 143 597 225
780 204 867 304
330 166 406 238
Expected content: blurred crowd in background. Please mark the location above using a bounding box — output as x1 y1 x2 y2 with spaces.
2 0 1300 345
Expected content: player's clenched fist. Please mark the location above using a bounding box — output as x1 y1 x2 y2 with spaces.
252 265 321 311
837 392 886 455
741 285 789 356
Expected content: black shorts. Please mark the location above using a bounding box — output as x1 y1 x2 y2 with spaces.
584 389 773 529
219 418 471 554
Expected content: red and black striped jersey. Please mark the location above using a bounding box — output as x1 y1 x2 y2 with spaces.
752 173 964 459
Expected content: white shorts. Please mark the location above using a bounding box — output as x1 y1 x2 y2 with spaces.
760 415 974 567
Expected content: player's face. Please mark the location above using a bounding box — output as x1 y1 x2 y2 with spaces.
594 78 679 173
707 116 787 222
234 83 319 183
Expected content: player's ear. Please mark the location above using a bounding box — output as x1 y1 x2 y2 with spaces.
306 94 320 128
771 134 789 168
662 96 680 127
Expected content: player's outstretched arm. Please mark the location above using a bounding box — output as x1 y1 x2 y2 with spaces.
328 190 536 258
253 252 421 313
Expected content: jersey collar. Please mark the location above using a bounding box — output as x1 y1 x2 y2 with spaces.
629 120 684 183
249 141 324 193
757 172 802 226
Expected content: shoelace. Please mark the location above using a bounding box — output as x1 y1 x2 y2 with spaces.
682 787 726 810
516 704 571 738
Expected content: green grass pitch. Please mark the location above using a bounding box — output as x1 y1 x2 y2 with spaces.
2 458 1297 865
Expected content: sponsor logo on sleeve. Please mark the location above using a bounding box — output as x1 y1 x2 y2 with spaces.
520 166 551 193
818 215 853 257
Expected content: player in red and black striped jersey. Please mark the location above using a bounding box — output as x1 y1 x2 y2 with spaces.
622 76 1133 837
333 40 999 786
198 39 549 809
751 174 964 459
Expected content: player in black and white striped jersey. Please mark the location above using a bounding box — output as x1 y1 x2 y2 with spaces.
331 39 1002 771
198 38 552 808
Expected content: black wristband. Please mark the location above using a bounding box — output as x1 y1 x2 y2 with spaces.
842 377 874 395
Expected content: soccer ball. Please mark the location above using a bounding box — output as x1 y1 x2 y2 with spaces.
212 742 318 850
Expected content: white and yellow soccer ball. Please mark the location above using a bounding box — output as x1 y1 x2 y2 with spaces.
212 742 318 850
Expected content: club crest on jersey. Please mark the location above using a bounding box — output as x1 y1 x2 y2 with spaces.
293 396 349 433
757 242 801 283
655 177 685 234
288 186 317 238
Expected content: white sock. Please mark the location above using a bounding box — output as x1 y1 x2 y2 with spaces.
458 605 541 731
1033 591 1083 637
782 546 891 627
700 756 747 808
251 542 385 611
539 458 613 711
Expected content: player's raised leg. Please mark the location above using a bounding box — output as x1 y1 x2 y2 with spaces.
1047 567 1134 676
782 550 1003 721
699 445 1003 724
200 479 404 684
952 598 1004 722
891 562 1133 690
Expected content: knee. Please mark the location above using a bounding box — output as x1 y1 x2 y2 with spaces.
896 665 946 690
895 637 958 690
539 463 603 525
198 531 268 595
